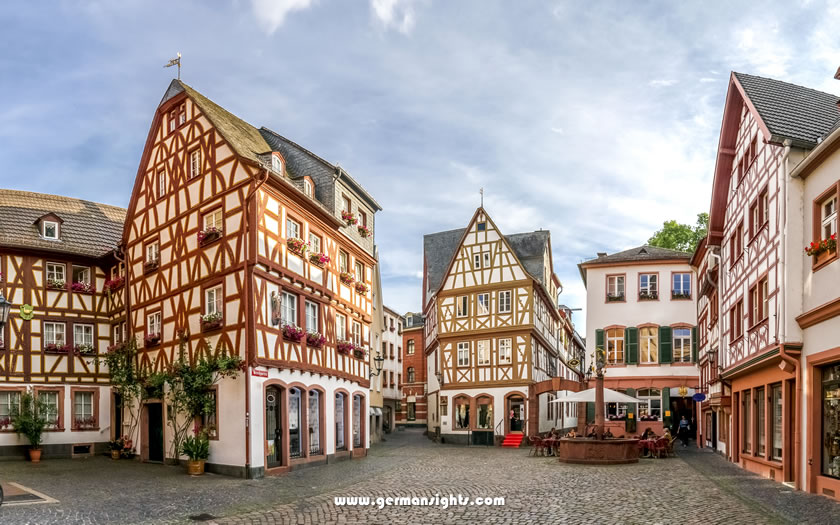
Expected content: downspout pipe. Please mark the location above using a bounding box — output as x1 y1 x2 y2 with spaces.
779 345 801 490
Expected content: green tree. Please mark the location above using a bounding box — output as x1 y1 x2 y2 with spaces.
647 213 708 253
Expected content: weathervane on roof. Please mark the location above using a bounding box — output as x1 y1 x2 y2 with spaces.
164 52 182 80
480 187 484 207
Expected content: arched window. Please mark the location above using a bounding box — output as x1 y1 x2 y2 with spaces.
476 397 493 429
308 390 321 455
289 388 302 458
335 392 346 451
454 396 470 429
352 394 363 448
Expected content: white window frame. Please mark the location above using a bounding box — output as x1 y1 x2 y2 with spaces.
607 275 624 297
477 340 490 366
673 273 691 296
477 293 489 315
44 321 66 346
457 342 470 367
286 218 301 240
639 326 658 364
190 149 201 178
822 194 837 239
336 313 347 341
354 262 364 283
272 155 284 173
763 192 770 224
157 169 166 199
46 262 65 282
281 291 298 327
673 328 692 363
407 339 415 355
304 179 313 197
204 209 223 231
0 391 21 419
473 253 481 269
639 274 657 294
483 251 490 268
761 279 769 320
206 285 223 317
305 300 319 333
308 232 321 254
638 388 662 420
74 323 94 348
352 321 362 347
606 328 624 364
498 290 512 313
147 312 161 337
72 265 91 285
38 391 60 427
498 338 512 364
456 296 468 318
146 242 160 263
74 391 94 421
42 220 59 240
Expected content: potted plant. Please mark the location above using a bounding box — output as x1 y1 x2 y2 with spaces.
71 281 95 294
44 343 72 354
281 323 305 343
805 234 837 257
75 343 96 356
355 282 369 295
201 312 223 332
104 276 124 292
337 340 354 355
198 226 223 246
11 391 50 463
144 258 160 273
309 252 330 268
341 210 357 226
181 432 210 475
357 224 371 238
145 333 161 348
306 331 326 348
109 436 125 460
286 237 308 257
339 271 355 286
46 278 65 290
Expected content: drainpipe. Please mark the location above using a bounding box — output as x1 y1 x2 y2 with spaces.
779 344 801 490
242 167 270 478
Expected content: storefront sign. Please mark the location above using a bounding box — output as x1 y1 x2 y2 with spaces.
251 369 268 377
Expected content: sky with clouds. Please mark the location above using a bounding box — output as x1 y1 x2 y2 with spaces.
1 1 839 331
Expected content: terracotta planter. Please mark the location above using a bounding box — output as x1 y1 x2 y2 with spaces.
111 450 121 460
29 448 42 463
187 459 205 475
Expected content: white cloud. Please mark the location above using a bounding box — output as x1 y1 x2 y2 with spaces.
649 79 677 87
251 0 314 34
371 0 416 34
731 20 791 77
699 77 716 83
550 126 564 134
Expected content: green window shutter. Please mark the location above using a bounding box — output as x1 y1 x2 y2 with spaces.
624 330 630 364
659 326 672 364
595 329 604 351
662 387 672 429
691 326 698 363
586 402 595 424
627 327 638 365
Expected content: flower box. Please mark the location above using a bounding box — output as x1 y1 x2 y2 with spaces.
74 416 97 430
671 291 691 300
75 344 96 356
0 416 11 430
805 235 837 257
306 331 326 348
71 281 95 294
355 282 369 295
337 340 354 355
282 323 305 343
145 333 161 348
638 291 658 300
357 224 371 238
286 237 308 257
607 415 625 421
107 342 126 354
201 312 223 332
339 271 355 286
606 293 624 302
198 226 223 246
309 252 330 268
353 348 365 360
341 210 357 226
47 279 66 290
104 276 124 292
639 415 659 422
144 259 160 273
44 343 72 354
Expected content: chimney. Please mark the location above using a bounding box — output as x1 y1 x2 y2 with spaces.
596 252 607 258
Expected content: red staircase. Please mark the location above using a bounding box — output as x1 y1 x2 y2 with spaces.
501 433 524 448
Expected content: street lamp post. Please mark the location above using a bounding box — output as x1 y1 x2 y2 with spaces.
593 347 606 440
368 351 385 378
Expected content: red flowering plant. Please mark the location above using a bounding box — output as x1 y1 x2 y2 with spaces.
281 323 306 343
71 281 95 294
0 416 11 430
309 252 330 268
336 340 355 355
353 348 366 360
306 331 326 348
341 210 357 226
104 276 124 292
44 342 72 354
805 234 837 257
46 278 65 290
74 416 97 430
357 224 371 238
144 333 161 347
355 282 370 295
198 226 223 245
339 271 355 285
286 237 308 257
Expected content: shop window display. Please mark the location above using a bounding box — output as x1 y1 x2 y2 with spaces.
823 364 840 478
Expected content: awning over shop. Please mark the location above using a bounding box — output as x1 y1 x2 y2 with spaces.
549 388 641 404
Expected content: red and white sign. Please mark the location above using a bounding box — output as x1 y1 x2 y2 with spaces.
251 369 268 378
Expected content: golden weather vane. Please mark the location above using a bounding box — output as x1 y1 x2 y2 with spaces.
164 52 182 80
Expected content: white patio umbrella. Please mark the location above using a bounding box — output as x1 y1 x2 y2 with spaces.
548 387 641 404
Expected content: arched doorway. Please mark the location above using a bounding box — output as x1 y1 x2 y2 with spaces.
507 395 525 433
266 386 285 468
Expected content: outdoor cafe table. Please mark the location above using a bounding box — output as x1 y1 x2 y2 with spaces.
542 437 558 455
638 439 657 458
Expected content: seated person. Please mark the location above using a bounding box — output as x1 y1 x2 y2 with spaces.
642 427 655 440
547 427 557 439
565 428 577 438
663 428 673 441
604 429 614 438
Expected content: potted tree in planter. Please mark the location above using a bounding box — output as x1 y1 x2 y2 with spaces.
11 391 50 463
181 431 210 475
109 436 125 460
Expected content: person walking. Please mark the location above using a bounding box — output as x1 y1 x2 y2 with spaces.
678 415 690 447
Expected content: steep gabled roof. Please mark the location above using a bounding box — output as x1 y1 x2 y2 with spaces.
506 231 550 287
733 72 840 149
0 189 125 258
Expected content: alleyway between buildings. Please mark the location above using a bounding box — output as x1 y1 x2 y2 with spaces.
1 428 839 524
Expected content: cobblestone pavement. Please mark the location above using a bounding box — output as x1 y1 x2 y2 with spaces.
1 430 839 524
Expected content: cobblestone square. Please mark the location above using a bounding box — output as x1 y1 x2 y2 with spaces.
1 429 840 524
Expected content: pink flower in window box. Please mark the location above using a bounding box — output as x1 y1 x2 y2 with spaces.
45 343 72 354
306 331 326 348
286 237 308 257
104 276 124 292
355 282 370 295
47 278 66 290
357 224 371 238
281 323 305 343
336 340 354 355
339 271 355 285
341 210 357 226
74 416 97 430
71 281 95 294
198 226 223 245
309 252 330 268
144 333 161 347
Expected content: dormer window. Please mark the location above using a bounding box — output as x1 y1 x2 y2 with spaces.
272 154 284 174
42 220 59 240
304 178 314 197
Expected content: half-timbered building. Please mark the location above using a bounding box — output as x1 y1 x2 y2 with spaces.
0 190 127 458
579 246 700 438
422 207 580 446
123 80 381 477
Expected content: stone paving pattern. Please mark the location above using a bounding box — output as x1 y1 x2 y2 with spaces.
0 430 839 524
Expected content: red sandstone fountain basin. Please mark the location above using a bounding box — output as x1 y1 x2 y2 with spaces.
554 437 640 465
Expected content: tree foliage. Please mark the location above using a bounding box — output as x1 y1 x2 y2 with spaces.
647 213 709 253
